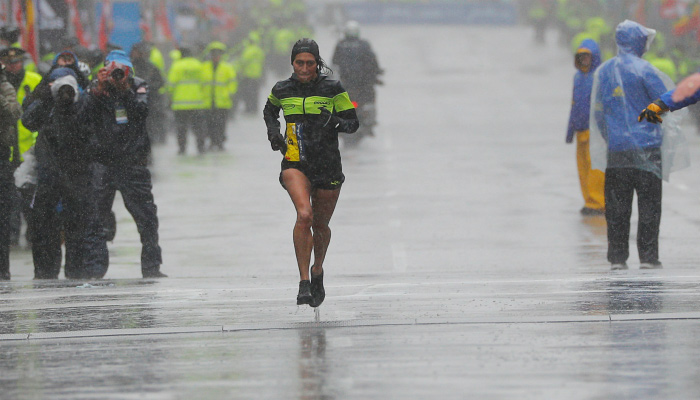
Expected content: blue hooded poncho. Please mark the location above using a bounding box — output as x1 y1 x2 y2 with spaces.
566 39 601 142
589 20 689 180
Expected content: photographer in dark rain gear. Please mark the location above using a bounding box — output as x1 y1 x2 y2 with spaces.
21 68 91 279
82 51 166 279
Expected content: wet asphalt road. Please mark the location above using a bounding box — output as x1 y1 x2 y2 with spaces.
3 26 700 399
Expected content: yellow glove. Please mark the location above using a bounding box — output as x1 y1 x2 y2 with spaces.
638 99 669 124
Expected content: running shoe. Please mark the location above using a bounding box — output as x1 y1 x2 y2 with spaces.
640 261 663 269
310 270 325 308
611 263 628 270
297 280 313 305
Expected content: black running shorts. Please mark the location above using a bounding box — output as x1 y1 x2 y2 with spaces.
279 160 345 190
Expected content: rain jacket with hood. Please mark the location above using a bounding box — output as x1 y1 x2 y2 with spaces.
50 51 90 90
6 68 41 158
168 55 205 111
566 39 601 143
202 41 238 110
22 72 87 168
20 72 93 280
590 20 688 181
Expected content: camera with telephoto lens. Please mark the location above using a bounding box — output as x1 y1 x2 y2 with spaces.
110 68 125 81
57 85 76 102
104 61 129 83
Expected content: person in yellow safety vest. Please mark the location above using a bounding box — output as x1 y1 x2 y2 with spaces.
149 44 166 76
0 48 41 158
570 18 611 55
168 47 206 155
270 27 298 75
236 31 266 114
168 49 181 65
0 47 41 247
202 41 238 151
0 27 37 73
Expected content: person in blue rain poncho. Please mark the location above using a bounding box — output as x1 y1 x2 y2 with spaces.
566 38 605 216
589 20 689 271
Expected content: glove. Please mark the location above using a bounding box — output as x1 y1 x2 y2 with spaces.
32 79 52 102
638 99 669 124
269 132 287 153
318 106 340 129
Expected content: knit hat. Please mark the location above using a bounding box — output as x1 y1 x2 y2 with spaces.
104 50 133 69
48 67 78 82
290 38 320 64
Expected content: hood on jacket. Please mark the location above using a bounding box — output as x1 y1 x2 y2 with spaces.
50 75 79 103
48 66 77 82
575 39 601 73
615 19 656 57
52 50 79 66
204 41 227 54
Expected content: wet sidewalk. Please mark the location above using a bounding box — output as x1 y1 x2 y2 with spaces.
3 26 700 399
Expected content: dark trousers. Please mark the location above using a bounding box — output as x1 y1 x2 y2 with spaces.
605 168 662 264
205 108 229 148
0 163 13 279
84 162 162 277
30 163 91 279
174 110 204 154
237 78 262 114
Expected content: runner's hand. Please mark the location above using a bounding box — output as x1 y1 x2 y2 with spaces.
319 106 339 128
269 133 287 153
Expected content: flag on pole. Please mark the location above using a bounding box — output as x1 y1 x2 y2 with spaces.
204 0 236 31
66 0 89 47
13 0 23 39
0 2 7 25
634 0 647 25
156 0 174 43
98 0 114 51
24 0 38 63
673 3 700 36
140 8 153 42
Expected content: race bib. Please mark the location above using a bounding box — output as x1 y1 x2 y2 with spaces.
115 104 128 125
285 123 305 162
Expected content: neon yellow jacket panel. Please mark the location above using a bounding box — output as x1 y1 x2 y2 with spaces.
168 57 206 110
202 60 238 110
17 70 42 156
239 44 265 80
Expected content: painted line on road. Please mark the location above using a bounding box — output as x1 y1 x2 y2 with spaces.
4 312 700 342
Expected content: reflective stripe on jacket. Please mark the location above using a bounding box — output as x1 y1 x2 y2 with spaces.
17 70 42 156
202 60 238 109
168 57 205 110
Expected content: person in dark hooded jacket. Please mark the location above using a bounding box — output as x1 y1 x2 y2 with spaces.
82 50 166 279
21 68 91 279
566 38 605 216
263 39 358 307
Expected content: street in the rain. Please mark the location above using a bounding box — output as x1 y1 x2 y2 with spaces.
4 25 700 399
